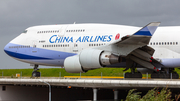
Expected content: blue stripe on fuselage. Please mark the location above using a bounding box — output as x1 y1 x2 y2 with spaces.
4 50 51 59
4 43 76 62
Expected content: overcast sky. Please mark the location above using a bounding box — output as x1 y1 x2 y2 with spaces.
1 0 180 69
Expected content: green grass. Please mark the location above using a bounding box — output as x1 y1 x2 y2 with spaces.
0 68 131 77
0 68 180 77
39 68 130 77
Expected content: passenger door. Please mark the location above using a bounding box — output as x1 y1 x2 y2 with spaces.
31 40 38 53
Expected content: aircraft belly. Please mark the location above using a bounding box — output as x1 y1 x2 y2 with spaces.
161 58 180 68
22 59 65 66
4 43 76 66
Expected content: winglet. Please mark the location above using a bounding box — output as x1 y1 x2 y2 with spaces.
133 22 161 36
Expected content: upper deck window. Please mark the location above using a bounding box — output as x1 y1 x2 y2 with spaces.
23 30 28 34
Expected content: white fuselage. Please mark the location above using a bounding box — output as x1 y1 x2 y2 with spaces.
4 23 180 68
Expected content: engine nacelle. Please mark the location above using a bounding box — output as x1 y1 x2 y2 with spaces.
64 55 85 73
79 49 103 70
64 49 120 73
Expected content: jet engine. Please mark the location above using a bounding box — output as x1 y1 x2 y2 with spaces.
64 49 120 73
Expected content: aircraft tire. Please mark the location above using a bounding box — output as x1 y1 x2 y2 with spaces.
172 72 179 79
151 72 179 79
32 71 40 77
125 72 142 78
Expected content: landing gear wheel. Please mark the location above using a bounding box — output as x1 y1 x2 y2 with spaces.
151 72 179 79
125 72 142 78
151 72 168 79
31 64 40 78
32 71 40 77
171 72 179 79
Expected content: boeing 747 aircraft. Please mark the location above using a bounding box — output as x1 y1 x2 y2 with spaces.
4 22 180 78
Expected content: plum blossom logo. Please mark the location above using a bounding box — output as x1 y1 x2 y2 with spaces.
115 33 120 40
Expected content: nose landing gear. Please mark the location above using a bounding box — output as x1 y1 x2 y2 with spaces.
31 64 40 78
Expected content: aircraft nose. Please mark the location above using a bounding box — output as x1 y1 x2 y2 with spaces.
4 43 8 52
4 43 11 56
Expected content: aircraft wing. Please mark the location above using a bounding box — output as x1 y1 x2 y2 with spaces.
98 22 160 56
98 22 161 71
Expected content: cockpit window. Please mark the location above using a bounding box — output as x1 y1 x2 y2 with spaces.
23 30 28 34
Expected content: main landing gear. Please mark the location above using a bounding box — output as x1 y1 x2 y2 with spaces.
124 68 179 79
125 72 142 78
124 68 142 78
31 64 41 78
151 68 179 79
151 72 179 79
